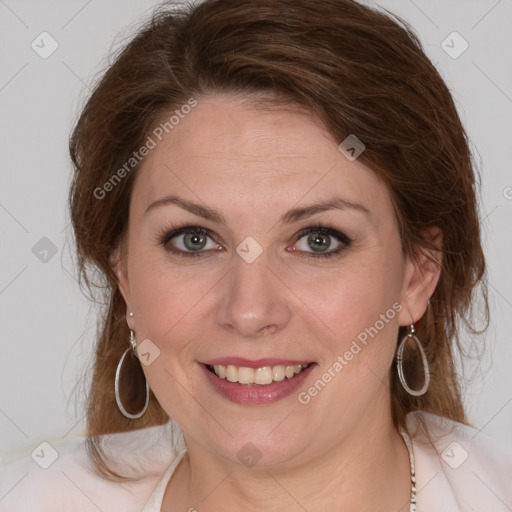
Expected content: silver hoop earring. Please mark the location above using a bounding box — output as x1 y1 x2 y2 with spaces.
114 330 150 419
397 324 430 397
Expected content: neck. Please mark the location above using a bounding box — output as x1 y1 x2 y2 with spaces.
163 406 412 512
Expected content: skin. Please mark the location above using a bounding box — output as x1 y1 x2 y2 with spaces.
113 94 441 511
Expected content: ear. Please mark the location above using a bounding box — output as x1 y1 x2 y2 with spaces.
110 245 135 329
397 226 442 326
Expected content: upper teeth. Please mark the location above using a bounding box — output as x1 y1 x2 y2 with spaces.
212 364 309 385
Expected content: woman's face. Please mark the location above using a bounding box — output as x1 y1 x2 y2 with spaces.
115 94 431 467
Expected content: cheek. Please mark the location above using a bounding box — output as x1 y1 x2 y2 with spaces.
128 251 211 339
292 252 404 404
295 266 403 416
296 251 403 342
126 257 212 420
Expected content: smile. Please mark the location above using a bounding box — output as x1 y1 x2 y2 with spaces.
206 363 310 385
200 359 316 405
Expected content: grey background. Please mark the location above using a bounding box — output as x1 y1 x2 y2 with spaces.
1 0 511 460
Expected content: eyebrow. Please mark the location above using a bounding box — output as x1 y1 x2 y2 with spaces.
144 194 370 224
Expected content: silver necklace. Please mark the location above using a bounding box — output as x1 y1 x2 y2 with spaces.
399 429 417 512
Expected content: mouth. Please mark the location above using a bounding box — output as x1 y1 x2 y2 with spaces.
199 360 316 405
205 363 312 386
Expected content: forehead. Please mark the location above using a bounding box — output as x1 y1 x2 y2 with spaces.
131 94 390 222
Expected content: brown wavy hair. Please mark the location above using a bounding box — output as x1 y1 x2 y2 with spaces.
68 0 488 479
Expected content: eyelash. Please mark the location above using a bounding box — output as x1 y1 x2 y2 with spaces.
157 222 353 260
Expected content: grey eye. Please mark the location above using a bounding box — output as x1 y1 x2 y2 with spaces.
182 231 208 251
306 232 332 252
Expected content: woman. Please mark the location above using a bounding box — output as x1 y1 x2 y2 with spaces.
1 0 511 510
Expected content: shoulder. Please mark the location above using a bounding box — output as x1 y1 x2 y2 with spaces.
0 421 185 512
407 411 512 512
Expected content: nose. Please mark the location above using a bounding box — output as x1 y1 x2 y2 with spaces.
215 255 292 339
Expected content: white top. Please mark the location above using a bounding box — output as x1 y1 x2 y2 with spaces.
1 411 511 511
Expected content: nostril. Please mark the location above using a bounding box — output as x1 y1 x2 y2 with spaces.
260 324 276 336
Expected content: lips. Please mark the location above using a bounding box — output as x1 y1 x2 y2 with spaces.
199 358 316 405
